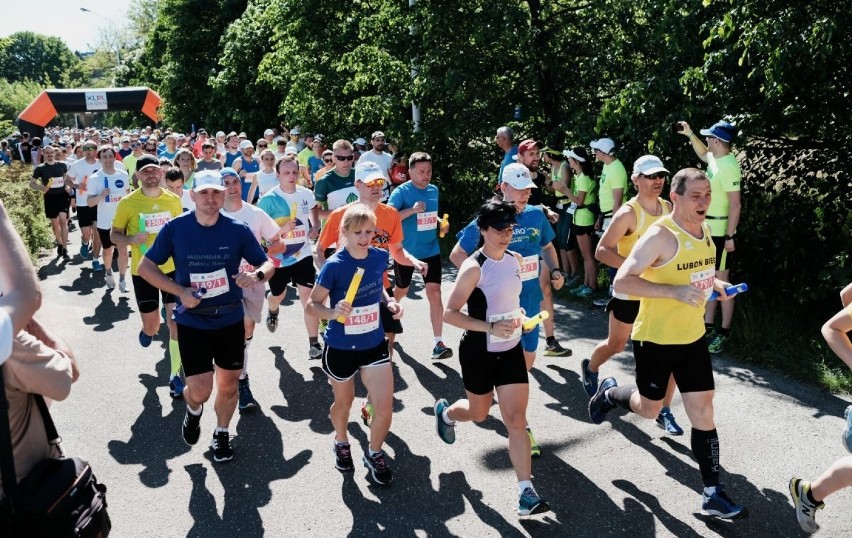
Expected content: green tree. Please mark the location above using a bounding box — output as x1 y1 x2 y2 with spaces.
0 78 43 131
0 32 79 87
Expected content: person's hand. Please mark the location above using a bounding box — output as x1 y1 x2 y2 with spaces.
232 272 257 288
386 300 404 319
713 279 734 302
132 233 149 245
101 188 110 199
414 201 426 213
279 219 297 235
416 260 428 277
724 238 735 253
180 288 202 309
546 208 559 224
490 318 520 337
308 226 319 240
334 300 352 320
550 269 564 291
677 121 693 138
673 284 705 307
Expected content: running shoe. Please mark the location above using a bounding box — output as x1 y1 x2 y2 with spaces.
238 377 256 411
570 283 586 295
138 330 153 348
588 377 618 424
580 359 598 398
527 428 541 458
309 342 323 360
704 326 716 342
360 401 374 427
565 275 583 288
701 484 748 519
577 286 594 298
265 310 279 333
104 271 116 290
80 243 90 259
843 405 852 453
431 341 453 360
789 477 823 533
118 278 127 293
56 244 63 257
655 408 684 436
543 339 572 357
182 405 202 446
362 450 393 486
708 333 728 354
92 260 104 272
592 295 610 307
61 246 70 260
518 487 551 516
209 430 234 463
334 442 354 472
169 375 185 399
434 399 455 444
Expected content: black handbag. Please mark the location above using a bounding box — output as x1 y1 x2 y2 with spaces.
0 366 111 537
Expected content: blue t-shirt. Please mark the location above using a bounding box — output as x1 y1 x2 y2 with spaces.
317 247 388 351
387 182 441 259
308 155 323 179
145 212 268 330
238 156 261 203
456 204 554 305
497 145 518 184
158 149 176 161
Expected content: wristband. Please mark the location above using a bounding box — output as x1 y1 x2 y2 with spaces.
724 234 736 240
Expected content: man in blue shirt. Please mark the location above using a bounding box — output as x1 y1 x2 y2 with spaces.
387 152 452 359
496 126 518 186
138 170 276 464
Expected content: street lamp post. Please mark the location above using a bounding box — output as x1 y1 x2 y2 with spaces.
79 7 121 71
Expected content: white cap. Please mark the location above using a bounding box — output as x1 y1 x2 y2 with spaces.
263 128 274 136
238 140 254 150
284 144 299 156
355 162 385 183
290 127 301 135
192 170 226 192
562 149 586 162
633 155 669 176
501 163 537 189
354 137 367 146
589 138 616 154
215 131 226 138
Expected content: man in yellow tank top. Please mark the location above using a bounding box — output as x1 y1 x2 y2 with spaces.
582 155 684 435
588 168 748 520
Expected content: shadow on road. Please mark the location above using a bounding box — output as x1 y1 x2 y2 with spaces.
37 255 70 279
59 265 104 296
82 291 134 331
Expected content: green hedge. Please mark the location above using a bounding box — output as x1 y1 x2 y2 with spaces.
0 162 53 262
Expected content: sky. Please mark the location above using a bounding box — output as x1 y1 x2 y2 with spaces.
2 0 137 52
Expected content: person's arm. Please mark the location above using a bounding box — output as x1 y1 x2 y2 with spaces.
29 171 48 193
724 190 741 252
137 257 201 311
111 225 147 247
840 282 852 308
389 242 427 274
247 175 259 204
540 243 564 290
614 226 703 306
678 121 709 163
87 185 107 208
449 243 470 269
611 188 625 214
24 317 79 382
595 205 635 268
821 304 852 370
0 200 41 335
305 284 340 320
444 259 518 335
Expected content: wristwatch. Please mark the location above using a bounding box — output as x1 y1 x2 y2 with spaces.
724 233 737 240
551 268 562 278
255 270 265 281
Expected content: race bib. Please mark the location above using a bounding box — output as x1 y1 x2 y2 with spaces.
416 211 438 231
190 268 230 298
283 223 308 246
139 211 171 234
344 303 380 335
487 308 523 344
519 255 539 282
566 203 577 215
50 176 65 188
690 268 715 300
238 261 255 274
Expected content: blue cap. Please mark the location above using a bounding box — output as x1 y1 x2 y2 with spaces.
220 167 239 180
699 121 736 144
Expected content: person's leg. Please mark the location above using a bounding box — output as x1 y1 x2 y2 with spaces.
445 391 494 423
296 284 319 339
588 311 632 372
57 210 69 248
495 383 531 481
91 226 102 259
577 233 596 290
425 282 444 338
213 367 241 428
117 245 129 280
49 217 62 246
537 268 556 338
102 246 114 274
811 455 852 501
329 378 356 444
184 372 214 411
717 268 735 330
360 363 394 453
140 310 160 338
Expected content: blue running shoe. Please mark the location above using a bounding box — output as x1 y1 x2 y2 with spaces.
518 487 551 516
581 359 598 398
238 376 256 411
656 408 684 436
701 484 748 519
138 330 153 348
80 243 90 259
434 399 455 444
588 377 618 424
843 405 852 453
169 375 185 399
92 260 104 272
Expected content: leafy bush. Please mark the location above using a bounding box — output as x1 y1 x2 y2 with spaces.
0 162 53 261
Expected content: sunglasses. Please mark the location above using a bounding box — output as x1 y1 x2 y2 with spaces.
323 159 333 164
362 179 385 188
82 146 96 150
489 222 515 231
640 172 667 180
257 144 268 148
335 155 354 161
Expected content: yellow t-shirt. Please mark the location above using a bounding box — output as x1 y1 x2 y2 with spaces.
706 153 741 236
614 197 671 301
631 215 716 344
112 188 183 275
573 173 597 227
599 159 628 214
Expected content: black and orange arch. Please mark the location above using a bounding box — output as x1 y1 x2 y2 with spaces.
17 87 162 138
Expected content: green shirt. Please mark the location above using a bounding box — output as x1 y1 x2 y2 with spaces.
598 159 628 214
297 147 313 168
573 173 597 227
706 153 741 236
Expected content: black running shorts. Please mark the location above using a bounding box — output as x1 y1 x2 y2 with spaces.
458 336 528 395
632 337 715 401
178 320 245 377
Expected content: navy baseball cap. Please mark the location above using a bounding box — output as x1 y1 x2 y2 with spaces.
699 121 736 144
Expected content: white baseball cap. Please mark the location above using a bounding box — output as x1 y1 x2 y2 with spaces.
238 140 254 150
501 163 537 189
192 170 226 192
633 155 669 176
355 162 385 183
590 138 616 154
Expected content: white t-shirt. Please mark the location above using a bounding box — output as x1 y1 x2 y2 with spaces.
0 309 12 364
180 190 195 212
221 203 280 272
356 150 393 200
88 169 131 229
255 170 279 198
66 158 101 206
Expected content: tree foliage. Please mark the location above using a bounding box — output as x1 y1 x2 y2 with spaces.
0 32 79 88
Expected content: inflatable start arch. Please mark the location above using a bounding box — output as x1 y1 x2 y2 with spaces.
16 87 161 138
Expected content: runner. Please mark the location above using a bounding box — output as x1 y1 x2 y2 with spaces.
137 170 276 463
232 140 261 203
305 204 402 486
164 167 195 212
247 149 279 201
435 197 551 517
221 168 286 410
314 140 359 219
66 140 103 269
87 145 132 291
255 158 322 359
582 155 683 435
29 145 71 259
563 147 599 298
588 167 748 519
109 154 185 396
387 152 453 360
450 163 564 457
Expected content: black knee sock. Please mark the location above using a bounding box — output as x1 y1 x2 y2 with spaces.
691 428 720 488
607 384 636 411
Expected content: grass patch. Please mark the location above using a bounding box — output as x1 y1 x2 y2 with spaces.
0 162 53 262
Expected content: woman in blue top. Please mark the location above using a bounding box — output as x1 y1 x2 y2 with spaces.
306 205 403 487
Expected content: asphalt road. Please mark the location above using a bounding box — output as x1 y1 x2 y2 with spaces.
31 226 852 537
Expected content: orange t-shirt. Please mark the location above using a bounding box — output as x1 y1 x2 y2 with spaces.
319 202 403 289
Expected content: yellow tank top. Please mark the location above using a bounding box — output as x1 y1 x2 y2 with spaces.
631 215 716 344
613 197 671 301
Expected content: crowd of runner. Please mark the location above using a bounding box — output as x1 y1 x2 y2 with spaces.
15 121 852 530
